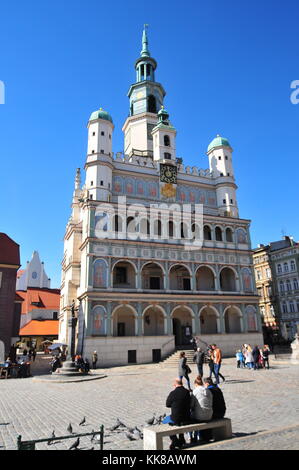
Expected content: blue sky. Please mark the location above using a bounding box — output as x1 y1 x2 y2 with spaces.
0 0 298 287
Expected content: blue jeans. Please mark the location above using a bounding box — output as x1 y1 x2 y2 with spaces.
179 375 191 390
214 363 221 384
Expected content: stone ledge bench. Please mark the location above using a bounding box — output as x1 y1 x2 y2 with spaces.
143 418 232 450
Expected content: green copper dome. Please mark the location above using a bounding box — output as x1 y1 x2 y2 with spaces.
89 108 113 123
207 135 231 152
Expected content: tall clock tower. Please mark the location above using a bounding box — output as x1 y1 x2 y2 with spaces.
122 25 166 157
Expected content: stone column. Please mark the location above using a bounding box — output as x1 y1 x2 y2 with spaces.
106 302 112 336
218 303 225 333
137 303 143 336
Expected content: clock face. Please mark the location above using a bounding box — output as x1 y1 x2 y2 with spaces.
160 164 177 184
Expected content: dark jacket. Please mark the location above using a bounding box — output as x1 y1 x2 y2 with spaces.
193 351 205 364
208 385 226 419
166 386 191 425
252 347 260 361
178 357 190 377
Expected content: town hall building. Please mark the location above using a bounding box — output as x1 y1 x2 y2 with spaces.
59 27 263 365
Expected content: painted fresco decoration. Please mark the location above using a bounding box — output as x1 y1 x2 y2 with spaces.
92 305 107 335
246 305 257 331
93 259 108 288
242 268 253 292
236 228 248 244
112 176 217 205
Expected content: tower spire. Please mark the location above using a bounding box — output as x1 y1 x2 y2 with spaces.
141 24 150 57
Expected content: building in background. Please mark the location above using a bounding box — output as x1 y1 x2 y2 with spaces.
17 287 60 350
16 251 51 291
59 27 263 366
16 252 60 350
0 233 21 358
253 236 299 342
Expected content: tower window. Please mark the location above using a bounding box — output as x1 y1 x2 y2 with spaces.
101 149 104 154
230 199 233 204
218 156 221 160
101 131 105 136
164 135 170 147
90 194 93 200
148 95 157 113
100 181 104 186
92 150 95 154
109 134 111 139
223 199 226 204
225 156 228 160
91 181 94 186
164 152 171 160
227 173 230 176
220 173 223 176
92 132 95 136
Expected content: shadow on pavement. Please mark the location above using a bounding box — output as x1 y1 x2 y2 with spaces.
223 380 255 384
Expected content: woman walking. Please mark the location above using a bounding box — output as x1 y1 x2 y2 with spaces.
178 351 192 391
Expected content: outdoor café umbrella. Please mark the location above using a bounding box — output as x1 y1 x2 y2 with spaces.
48 343 67 350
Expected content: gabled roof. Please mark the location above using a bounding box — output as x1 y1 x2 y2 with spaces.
19 320 59 336
0 233 20 265
16 288 60 315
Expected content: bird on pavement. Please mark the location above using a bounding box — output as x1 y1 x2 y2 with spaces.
125 432 137 441
69 437 80 450
67 423 73 434
79 417 86 426
146 414 156 425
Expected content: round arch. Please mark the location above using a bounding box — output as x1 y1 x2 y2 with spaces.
111 304 137 337
199 305 220 334
219 266 238 291
142 304 167 336
223 305 243 333
196 265 216 291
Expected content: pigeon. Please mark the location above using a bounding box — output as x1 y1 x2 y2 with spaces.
67 423 73 434
146 414 156 425
116 418 126 428
69 437 80 450
132 428 143 440
79 416 86 426
125 432 137 441
47 430 55 445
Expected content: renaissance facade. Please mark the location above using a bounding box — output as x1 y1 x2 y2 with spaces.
59 27 263 365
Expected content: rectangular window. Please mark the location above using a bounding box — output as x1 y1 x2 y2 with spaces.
101 131 105 136
100 181 104 186
100 149 104 154
53 312 58 320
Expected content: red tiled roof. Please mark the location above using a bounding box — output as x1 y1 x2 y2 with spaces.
0 233 20 266
16 288 60 315
19 320 59 336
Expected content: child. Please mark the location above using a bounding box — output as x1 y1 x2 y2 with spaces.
236 350 244 368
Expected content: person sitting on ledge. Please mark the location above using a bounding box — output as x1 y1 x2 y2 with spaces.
162 378 191 450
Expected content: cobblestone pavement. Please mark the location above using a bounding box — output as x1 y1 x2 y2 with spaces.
0 358 299 450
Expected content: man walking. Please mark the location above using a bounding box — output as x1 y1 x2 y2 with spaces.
211 344 225 384
193 347 205 377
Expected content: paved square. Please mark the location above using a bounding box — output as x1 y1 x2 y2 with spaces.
0 358 299 450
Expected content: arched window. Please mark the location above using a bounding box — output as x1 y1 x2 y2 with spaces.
203 225 212 240
226 228 233 242
148 95 157 113
164 135 170 147
284 262 289 272
215 227 223 241
291 260 296 271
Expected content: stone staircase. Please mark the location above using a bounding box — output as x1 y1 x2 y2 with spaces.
161 347 195 367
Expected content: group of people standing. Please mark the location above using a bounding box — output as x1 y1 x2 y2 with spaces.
236 344 270 370
179 344 225 390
